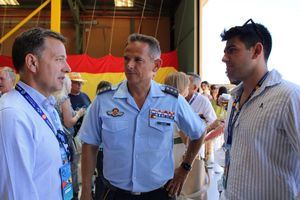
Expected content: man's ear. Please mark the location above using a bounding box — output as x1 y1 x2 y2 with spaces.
193 85 198 91
25 54 39 73
252 43 263 59
153 58 162 72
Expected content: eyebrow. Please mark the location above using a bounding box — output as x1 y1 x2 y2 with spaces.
224 44 236 52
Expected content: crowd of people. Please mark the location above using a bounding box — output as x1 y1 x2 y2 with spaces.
0 18 299 200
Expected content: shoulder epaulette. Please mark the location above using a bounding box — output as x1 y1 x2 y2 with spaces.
161 85 179 98
97 85 112 95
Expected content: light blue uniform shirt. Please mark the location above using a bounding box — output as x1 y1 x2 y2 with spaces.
79 80 206 192
0 81 63 200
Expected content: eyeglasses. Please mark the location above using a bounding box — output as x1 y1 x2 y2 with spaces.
242 19 264 45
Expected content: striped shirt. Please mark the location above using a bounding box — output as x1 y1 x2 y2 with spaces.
223 69 300 200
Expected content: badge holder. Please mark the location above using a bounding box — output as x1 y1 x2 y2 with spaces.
60 163 73 200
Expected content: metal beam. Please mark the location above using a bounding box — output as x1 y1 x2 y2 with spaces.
0 0 50 44
67 0 83 53
51 0 61 32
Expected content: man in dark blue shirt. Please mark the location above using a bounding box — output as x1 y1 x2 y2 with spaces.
68 72 91 136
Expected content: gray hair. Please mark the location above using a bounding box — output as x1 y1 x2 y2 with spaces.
127 33 161 59
0 66 16 84
187 72 201 88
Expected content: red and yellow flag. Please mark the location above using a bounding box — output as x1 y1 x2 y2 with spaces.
0 51 178 100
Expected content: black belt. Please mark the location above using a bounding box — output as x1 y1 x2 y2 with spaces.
105 181 164 196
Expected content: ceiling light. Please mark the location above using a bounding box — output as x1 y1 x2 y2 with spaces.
0 0 19 5
114 0 134 7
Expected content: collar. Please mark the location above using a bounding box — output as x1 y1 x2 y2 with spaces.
17 81 56 110
113 80 165 99
230 69 282 97
188 92 198 104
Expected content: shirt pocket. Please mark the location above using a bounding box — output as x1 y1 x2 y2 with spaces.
102 118 128 150
148 118 173 149
102 118 128 133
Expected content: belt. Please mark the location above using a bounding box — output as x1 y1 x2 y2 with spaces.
174 137 183 144
105 181 164 196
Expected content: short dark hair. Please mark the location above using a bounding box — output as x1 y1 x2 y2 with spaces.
12 27 66 72
127 33 161 59
217 86 228 97
220 19 272 61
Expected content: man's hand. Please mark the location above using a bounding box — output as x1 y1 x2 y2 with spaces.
166 167 189 197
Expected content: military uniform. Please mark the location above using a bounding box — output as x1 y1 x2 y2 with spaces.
79 80 206 197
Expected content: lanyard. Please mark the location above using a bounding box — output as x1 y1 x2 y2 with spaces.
189 93 198 105
226 72 269 146
15 84 70 162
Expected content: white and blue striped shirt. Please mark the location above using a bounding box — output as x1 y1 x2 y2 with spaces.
223 69 300 200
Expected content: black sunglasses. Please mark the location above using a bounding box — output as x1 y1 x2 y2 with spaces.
242 19 264 45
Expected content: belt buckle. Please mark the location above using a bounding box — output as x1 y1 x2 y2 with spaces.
131 192 141 195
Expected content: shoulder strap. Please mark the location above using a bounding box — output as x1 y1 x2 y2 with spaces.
97 85 112 95
161 85 179 98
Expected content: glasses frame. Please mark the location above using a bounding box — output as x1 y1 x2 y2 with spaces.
242 19 264 46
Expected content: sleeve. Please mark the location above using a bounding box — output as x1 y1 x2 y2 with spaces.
0 108 39 200
175 95 206 140
78 97 102 146
283 89 300 154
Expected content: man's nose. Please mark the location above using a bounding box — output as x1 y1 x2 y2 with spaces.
127 60 135 70
222 54 228 63
64 61 71 73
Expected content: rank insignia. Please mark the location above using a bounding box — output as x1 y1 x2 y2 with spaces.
107 108 124 117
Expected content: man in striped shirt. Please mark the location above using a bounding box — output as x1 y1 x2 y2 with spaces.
220 19 300 199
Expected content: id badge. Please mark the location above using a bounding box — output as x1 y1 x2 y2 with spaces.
59 163 73 200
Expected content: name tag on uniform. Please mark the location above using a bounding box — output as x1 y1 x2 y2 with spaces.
59 163 73 200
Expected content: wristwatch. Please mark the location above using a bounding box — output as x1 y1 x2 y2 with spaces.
180 162 192 171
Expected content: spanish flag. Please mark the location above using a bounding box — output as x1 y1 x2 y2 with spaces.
0 50 178 100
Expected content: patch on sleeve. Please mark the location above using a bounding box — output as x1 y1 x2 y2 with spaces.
161 85 179 98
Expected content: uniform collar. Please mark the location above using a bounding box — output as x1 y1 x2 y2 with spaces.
113 80 165 99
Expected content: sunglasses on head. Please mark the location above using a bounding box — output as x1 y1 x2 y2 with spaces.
242 18 264 45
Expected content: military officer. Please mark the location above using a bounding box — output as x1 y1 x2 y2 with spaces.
79 33 206 200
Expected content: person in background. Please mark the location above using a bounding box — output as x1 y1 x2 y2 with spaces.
212 86 228 119
210 84 219 103
220 19 300 199
164 71 210 200
68 72 90 136
200 81 212 100
94 80 112 200
0 27 72 200
164 71 190 167
53 75 86 200
186 73 217 164
0 66 16 97
79 33 206 200
68 72 91 110
54 75 86 133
